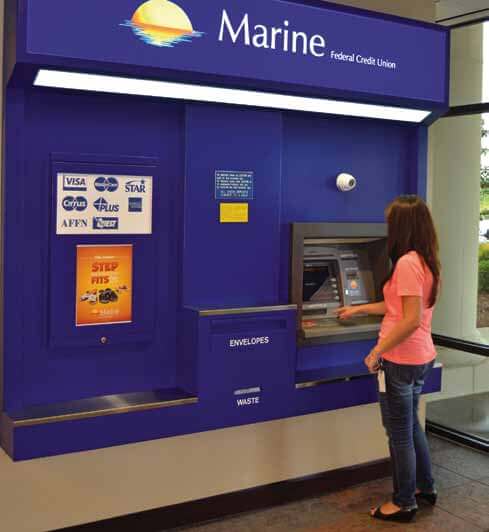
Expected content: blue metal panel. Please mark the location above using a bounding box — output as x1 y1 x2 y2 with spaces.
2 54 441 458
297 340 377 372
411 126 429 199
183 104 282 308
21 0 448 107
6 88 185 407
49 157 159 350
196 309 297 424
282 113 412 223
9 365 442 460
279 112 415 303
3 89 27 413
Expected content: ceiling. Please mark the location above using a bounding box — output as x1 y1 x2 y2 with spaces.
436 0 489 23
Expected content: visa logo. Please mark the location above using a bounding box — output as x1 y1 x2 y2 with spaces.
63 176 87 191
237 397 260 406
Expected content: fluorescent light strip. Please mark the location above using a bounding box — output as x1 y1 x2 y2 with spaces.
34 69 430 123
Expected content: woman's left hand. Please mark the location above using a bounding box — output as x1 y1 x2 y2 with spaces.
364 350 381 373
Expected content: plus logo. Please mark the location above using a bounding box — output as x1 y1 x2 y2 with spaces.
93 198 120 213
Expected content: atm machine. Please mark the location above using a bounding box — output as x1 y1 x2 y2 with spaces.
291 223 390 345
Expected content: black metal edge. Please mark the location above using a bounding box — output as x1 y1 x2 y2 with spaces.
449 16 489 30
426 421 489 453
51 457 390 532
437 9 489 28
444 103 489 118
0 413 13 457
432 334 489 358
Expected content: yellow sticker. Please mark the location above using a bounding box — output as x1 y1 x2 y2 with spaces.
220 203 249 223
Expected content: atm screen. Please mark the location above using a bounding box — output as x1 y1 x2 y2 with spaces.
303 261 339 303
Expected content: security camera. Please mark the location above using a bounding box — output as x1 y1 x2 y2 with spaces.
336 173 357 192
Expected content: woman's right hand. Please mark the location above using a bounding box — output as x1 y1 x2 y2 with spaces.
336 306 359 320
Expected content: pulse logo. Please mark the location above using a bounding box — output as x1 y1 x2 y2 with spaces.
63 176 87 192
93 217 119 230
94 177 119 192
94 198 120 213
125 179 146 193
62 196 88 212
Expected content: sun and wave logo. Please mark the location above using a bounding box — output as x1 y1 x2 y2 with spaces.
122 0 204 48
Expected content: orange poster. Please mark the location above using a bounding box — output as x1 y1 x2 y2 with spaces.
76 245 133 327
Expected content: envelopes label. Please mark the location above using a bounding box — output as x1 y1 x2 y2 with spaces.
76 245 133 326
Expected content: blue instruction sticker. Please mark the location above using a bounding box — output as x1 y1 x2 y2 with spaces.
215 171 254 201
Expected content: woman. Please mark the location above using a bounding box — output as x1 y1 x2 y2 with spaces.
337 195 440 523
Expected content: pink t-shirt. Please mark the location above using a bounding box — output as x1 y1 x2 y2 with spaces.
380 251 436 365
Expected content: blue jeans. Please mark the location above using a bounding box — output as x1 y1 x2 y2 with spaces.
379 359 436 511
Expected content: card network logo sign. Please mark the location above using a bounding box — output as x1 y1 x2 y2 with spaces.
62 196 88 212
94 177 119 192
94 197 120 213
122 0 203 48
93 217 119 230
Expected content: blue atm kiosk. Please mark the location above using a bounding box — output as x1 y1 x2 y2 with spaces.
0 0 448 460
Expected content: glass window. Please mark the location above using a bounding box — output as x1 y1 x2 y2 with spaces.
427 21 489 445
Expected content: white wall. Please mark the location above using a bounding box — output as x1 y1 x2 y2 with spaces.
0 2 436 530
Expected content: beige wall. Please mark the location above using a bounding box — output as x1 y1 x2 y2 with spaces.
1 407 390 532
0 1 435 530
328 0 436 22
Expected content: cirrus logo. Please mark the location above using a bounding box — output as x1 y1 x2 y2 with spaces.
62 196 88 212
94 177 119 192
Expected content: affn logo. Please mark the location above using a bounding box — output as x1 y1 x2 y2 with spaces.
122 0 203 48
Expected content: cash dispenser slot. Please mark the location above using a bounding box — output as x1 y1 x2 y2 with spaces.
291 223 389 346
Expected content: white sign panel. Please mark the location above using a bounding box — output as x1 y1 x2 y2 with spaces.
56 173 153 235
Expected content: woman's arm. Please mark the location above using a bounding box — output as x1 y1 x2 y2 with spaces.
365 295 422 372
337 301 386 320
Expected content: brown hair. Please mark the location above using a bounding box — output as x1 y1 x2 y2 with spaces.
384 195 440 307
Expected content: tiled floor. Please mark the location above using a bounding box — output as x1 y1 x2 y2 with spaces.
175 435 489 531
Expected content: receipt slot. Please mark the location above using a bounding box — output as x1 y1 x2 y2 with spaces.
291 223 389 345
182 306 297 425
